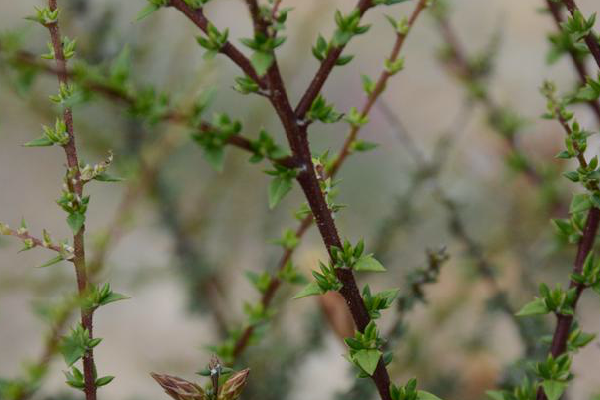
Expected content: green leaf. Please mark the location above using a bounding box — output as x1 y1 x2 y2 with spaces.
251 51 274 77
99 292 129 306
203 146 225 172
590 193 600 209
577 85 599 101
418 391 444 400
353 254 386 272
136 4 159 21
268 176 293 209
293 281 323 299
61 337 86 367
570 194 591 214
95 376 115 387
94 173 124 182
24 136 54 147
515 298 549 317
542 380 568 400
67 212 85 235
38 255 64 268
352 349 381 376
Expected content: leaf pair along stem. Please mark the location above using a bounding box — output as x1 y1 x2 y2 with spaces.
166 0 428 398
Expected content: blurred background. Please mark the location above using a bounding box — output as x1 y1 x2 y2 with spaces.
1 0 600 399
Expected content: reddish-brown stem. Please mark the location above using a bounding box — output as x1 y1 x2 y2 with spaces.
1 47 299 168
294 0 374 119
545 0 600 123
536 208 600 400
535 103 600 400
45 1 95 399
245 0 269 34
230 0 428 376
235 1 397 398
561 0 600 69
329 0 428 177
271 0 283 22
2 228 62 253
169 0 430 395
168 0 266 88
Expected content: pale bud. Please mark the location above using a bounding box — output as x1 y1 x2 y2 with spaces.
150 373 206 400
217 369 250 400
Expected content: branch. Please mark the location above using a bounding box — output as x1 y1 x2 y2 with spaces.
535 208 600 400
562 0 600 69
45 1 95 398
230 0 429 375
329 0 429 177
534 92 600 400
217 0 396 396
0 226 63 253
0 47 297 168
294 0 375 119
545 0 600 123
245 0 269 34
168 0 266 87
341 248 449 400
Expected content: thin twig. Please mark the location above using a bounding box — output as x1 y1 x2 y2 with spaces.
1 228 63 253
545 0 600 123
0 48 296 168
329 0 429 177
294 0 375 119
561 0 600 69
45 1 96 398
535 100 600 400
168 0 265 87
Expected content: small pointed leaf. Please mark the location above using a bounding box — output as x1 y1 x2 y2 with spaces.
352 349 381 376
353 255 386 272
293 281 324 299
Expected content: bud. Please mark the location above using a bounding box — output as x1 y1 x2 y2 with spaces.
17 218 28 235
150 373 206 400
42 229 53 247
208 355 222 392
217 369 249 400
